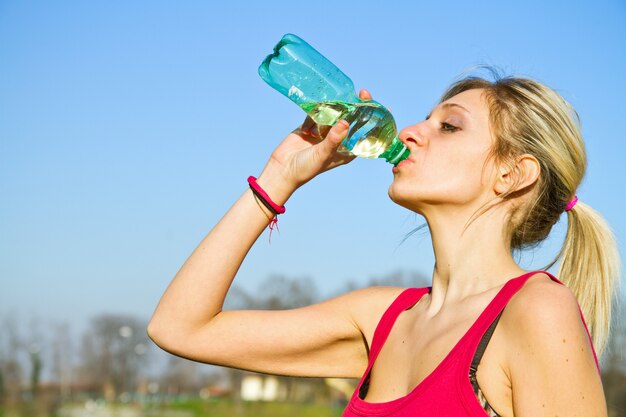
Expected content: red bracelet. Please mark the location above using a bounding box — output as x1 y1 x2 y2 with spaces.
247 176 286 215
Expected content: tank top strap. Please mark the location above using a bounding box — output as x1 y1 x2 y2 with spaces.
466 271 557 347
367 287 430 369
463 270 599 372
354 287 430 397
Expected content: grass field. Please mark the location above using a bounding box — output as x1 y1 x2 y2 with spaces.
167 398 345 417
2 398 348 417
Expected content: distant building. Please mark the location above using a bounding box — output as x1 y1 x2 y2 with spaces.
241 374 286 401
238 372 356 403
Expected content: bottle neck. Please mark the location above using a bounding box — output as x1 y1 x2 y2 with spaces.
381 136 410 165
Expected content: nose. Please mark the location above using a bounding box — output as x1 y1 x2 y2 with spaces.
399 121 428 148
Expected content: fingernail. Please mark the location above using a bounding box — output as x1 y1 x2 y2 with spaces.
338 120 349 130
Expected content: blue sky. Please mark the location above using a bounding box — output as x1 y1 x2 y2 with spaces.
1 0 625 332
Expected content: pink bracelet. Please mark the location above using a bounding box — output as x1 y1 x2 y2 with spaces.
247 176 286 215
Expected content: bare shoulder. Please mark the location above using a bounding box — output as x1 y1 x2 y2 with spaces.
499 273 605 416
501 272 592 358
341 286 407 317
342 285 409 337
503 272 582 329
344 285 409 309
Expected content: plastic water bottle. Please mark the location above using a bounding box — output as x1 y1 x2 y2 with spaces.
258 34 409 166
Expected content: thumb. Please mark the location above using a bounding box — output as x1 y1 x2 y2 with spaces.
320 120 350 153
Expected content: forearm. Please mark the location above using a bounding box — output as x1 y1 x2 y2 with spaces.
148 168 295 336
148 115 353 342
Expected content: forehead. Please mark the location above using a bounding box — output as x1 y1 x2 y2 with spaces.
437 88 489 124
441 88 489 116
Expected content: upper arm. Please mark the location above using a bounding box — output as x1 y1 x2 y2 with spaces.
149 286 405 378
502 274 606 416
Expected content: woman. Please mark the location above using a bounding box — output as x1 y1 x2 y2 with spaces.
148 74 620 416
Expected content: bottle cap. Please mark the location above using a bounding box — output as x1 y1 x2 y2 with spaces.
382 137 410 166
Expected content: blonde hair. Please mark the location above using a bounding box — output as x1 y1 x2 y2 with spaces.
440 72 620 355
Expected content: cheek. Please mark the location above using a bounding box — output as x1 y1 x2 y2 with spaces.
442 151 487 188
444 148 496 197
422 144 486 187
389 145 493 205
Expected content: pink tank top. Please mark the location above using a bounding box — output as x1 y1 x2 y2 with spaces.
342 271 599 417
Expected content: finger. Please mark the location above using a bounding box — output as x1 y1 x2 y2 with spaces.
359 89 372 101
300 116 316 136
320 120 349 153
317 124 331 138
299 118 325 143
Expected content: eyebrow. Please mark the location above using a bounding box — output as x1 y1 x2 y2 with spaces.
442 103 470 113
426 102 471 119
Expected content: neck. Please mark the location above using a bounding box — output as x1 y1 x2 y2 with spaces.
422 204 525 310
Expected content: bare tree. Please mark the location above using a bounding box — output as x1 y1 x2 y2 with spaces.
160 355 204 396
77 314 150 399
0 365 4 404
28 345 42 399
25 317 45 401
0 313 24 410
255 274 319 310
331 269 430 298
366 270 430 288
50 322 73 400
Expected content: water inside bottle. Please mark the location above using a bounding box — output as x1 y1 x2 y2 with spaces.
299 101 398 158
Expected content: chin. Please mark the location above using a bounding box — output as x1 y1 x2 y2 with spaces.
389 180 458 215
388 183 423 213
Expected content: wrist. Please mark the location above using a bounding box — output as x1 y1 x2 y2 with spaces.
248 176 286 216
256 163 298 206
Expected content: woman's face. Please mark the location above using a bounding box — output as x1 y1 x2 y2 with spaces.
389 88 497 213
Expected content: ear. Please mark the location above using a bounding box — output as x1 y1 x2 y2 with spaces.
494 154 541 195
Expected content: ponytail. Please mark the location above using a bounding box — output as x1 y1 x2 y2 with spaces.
557 201 621 355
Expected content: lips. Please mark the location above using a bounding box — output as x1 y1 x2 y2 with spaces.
392 158 413 174
396 159 413 168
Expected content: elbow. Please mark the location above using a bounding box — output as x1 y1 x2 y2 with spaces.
146 316 208 358
146 318 165 348
146 308 223 361
147 318 221 366
146 316 179 352
147 320 184 356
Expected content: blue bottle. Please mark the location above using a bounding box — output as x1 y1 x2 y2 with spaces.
258 34 409 165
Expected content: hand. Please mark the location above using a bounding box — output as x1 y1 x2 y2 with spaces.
257 90 373 200
301 89 374 140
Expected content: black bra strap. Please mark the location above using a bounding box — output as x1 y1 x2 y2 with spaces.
470 310 503 377
469 311 505 417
